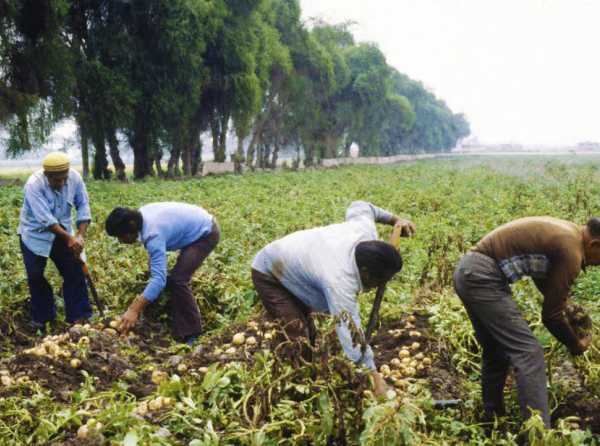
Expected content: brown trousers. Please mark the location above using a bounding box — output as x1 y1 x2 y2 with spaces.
167 221 220 339
251 269 316 345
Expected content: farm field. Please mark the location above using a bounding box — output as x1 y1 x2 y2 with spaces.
1 157 600 445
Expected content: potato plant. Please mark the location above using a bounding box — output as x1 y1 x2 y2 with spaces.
1 157 600 445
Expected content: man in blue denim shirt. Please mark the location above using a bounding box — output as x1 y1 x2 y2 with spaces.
17 152 92 328
104 202 219 343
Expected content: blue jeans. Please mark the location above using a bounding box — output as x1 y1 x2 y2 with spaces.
20 236 92 324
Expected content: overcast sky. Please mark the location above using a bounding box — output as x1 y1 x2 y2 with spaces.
301 0 600 145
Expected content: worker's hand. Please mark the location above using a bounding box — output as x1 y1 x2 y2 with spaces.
67 235 84 256
575 333 592 354
371 371 389 398
119 307 139 334
393 219 416 238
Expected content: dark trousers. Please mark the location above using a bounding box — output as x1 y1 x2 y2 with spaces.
251 269 316 345
167 222 220 339
20 236 92 324
453 251 550 427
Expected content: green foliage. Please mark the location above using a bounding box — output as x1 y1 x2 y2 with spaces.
1 157 600 445
0 0 468 173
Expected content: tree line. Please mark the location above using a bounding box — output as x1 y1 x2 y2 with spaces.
0 0 470 179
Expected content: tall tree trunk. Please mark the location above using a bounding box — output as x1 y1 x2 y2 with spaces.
91 126 110 180
79 121 90 179
167 146 181 178
210 118 220 162
191 139 202 176
212 113 229 162
270 141 280 169
182 143 192 176
131 115 153 179
234 133 245 173
106 129 126 181
304 144 314 167
154 149 163 177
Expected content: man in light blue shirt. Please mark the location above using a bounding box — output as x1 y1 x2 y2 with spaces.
105 202 219 343
251 201 415 397
18 152 92 328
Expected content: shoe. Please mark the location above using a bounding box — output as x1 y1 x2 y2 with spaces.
27 320 47 336
183 334 200 346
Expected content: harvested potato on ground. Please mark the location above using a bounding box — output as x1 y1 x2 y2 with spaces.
232 333 246 345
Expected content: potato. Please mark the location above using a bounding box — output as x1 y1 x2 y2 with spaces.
245 336 257 347
16 376 30 385
136 402 148 416
104 328 118 336
401 357 411 365
422 357 432 366
79 336 90 345
77 425 90 439
407 315 416 323
248 321 259 330
404 367 416 377
414 352 424 360
409 331 421 338
379 364 391 375
410 342 421 350
151 370 167 384
70 358 82 369
390 358 402 368
148 398 163 411
198 367 209 373
109 320 120 329
264 332 273 340
1 375 13 386
177 363 188 373
232 333 246 345
398 349 410 358
385 389 397 400
225 347 237 355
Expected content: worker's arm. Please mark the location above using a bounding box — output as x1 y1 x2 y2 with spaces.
324 285 389 397
119 236 166 333
48 224 84 256
73 172 92 250
346 201 416 242
535 251 589 355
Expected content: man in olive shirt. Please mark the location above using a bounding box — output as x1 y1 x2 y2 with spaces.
454 217 600 427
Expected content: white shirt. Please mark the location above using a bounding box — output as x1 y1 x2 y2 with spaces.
252 201 395 370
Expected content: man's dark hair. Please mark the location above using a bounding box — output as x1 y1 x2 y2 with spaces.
105 207 143 237
587 217 600 237
355 240 403 282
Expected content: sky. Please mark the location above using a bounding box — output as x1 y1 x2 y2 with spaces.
301 0 600 145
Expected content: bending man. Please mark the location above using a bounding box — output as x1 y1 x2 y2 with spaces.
105 202 219 344
251 201 415 397
18 152 92 329
454 217 599 427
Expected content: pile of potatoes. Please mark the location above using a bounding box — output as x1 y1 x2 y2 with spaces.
207 320 277 360
77 418 104 439
379 317 432 389
134 396 175 416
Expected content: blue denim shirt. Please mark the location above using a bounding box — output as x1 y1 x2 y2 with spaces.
140 202 214 302
17 169 92 257
252 201 396 370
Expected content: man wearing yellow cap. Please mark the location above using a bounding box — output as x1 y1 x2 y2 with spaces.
17 152 93 330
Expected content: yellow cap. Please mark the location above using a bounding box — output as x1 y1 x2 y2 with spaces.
42 152 70 172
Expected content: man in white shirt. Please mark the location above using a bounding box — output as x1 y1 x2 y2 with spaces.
251 201 415 396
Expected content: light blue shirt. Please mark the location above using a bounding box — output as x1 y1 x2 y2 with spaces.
18 169 91 257
140 202 214 301
252 201 395 370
